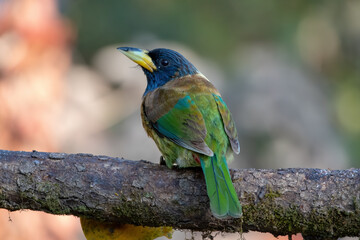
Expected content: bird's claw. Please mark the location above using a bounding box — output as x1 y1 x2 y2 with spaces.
159 156 166 166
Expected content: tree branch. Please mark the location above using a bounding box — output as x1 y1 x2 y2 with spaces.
0 149 359 238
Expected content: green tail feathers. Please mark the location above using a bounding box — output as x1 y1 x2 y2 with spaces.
200 154 242 219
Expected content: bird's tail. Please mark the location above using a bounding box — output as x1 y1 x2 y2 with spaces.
200 154 242 218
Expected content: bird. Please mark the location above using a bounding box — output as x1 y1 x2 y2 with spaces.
118 47 242 219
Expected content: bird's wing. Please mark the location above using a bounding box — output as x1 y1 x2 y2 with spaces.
213 94 240 154
143 88 214 157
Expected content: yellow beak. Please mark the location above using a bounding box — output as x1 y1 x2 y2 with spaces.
117 47 157 72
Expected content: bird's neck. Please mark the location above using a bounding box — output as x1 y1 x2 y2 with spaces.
143 74 169 96
143 73 216 97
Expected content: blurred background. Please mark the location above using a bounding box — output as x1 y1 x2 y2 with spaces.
0 0 359 239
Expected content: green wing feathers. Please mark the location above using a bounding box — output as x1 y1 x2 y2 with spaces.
200 154 242 218
213 94 240 154
152 95 213 156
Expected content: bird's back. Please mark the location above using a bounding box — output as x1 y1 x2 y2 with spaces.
141 74 233 167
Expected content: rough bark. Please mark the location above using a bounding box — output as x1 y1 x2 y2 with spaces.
0 149 359 239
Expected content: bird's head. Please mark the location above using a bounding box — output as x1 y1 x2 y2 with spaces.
118 47 199 95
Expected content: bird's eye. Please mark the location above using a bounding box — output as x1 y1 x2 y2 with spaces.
160 59 169 67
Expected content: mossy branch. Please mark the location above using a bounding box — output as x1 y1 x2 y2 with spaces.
0 149 359 239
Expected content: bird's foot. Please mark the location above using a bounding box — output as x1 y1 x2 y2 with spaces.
159 156 167 166
159 156 181 170
170 164 180 170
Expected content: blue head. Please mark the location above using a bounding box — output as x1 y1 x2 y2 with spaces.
118 47 199 95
